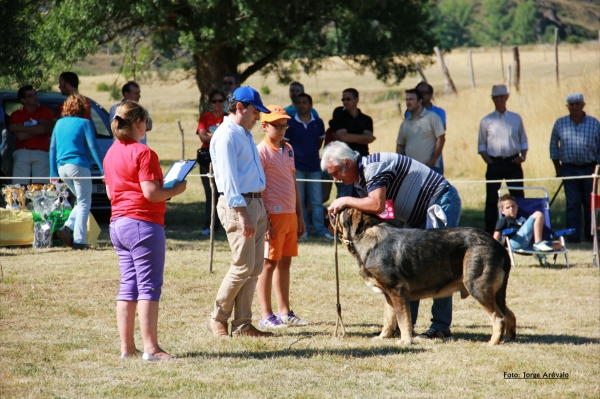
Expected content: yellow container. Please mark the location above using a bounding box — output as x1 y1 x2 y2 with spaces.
0 209 34 246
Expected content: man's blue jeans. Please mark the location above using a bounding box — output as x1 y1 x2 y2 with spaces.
562 163 594 242
407 185 462 331
296 170 329 236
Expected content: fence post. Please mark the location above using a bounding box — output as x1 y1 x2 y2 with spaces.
434 46 457 96
512 46 520 92
468 50 476 91
506 65 511 88
177 120 185 160
416 65 428 82
554 28 560 86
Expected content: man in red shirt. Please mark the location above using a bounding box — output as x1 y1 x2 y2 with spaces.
55 72 91 120
8 85 54 184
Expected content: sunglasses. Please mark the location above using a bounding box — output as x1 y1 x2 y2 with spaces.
268 123 289 130
211 99 225 103
341 97 355 102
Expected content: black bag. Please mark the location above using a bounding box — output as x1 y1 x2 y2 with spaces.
197 148 212 166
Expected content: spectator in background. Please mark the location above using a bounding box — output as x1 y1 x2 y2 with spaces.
397 89 445 174
285 93 332 239
50 94 104 250
284 82 319 119
56 72 91 120
196 89 226 236
222 73 240 114
8 85 53 185
104 100 187 360
550 93 600 243
208 86 273 338
405 82 447 174
478 85 528 234
109 81 153 145
330 88 375 197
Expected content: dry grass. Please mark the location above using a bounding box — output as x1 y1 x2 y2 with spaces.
2 44 600 398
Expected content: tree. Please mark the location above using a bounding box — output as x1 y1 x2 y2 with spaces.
431 0 475 50
476 0 514 45
510 0 539 45
29 0 436 109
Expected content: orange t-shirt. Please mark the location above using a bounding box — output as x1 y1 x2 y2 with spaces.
9 106 54 151
257 138 297 215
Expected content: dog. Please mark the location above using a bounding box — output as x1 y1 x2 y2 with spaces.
332 208 516 345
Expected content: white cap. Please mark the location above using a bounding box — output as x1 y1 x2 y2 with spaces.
491 85 509 97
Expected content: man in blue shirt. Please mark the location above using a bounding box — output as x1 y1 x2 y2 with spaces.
208 86 274 338
284 82 319 119
285 93 332 239
405 82 447 175
550 93 600 243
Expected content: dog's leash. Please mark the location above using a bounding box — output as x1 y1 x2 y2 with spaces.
333 215 346 338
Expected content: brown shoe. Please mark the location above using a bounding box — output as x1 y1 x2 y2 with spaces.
57 226 74 248
231 324 274 338
207 318 229 337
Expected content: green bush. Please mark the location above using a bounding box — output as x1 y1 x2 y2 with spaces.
260 86 271 95
110 85 121 100
96 82 110 92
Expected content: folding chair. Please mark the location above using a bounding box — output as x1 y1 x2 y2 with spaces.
591 165 600 268
498 186 575 268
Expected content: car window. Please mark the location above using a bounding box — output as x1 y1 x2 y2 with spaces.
91 106 111 138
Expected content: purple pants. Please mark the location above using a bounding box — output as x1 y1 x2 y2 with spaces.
109 217 166 302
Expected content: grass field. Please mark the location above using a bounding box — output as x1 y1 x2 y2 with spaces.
1 44 600 398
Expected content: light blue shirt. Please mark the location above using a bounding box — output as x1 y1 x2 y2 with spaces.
284 105 319 119
210 116 266 208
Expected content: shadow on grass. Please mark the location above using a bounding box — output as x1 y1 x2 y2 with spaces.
455 331 599 345
181 345 425 359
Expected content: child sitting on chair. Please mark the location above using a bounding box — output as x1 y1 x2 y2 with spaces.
493 194 562 252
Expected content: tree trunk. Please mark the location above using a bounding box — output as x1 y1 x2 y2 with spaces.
192 48 239 114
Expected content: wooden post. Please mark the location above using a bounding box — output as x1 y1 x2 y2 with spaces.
500 42 505 82
208 163 216 273
512 46 520 92
468 50 476 91
434 46 457 95
177 120 185 159
554 28 559 86
506 65 511 88
416 65 428 82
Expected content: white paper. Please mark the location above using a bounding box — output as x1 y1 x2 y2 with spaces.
163 160 196 188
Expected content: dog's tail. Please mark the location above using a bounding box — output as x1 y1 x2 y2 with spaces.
495 250 512 314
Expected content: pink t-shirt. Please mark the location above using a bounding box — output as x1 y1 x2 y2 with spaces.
257 138 296 215
103 138 166 226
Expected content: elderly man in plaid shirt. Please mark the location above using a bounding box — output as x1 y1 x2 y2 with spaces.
550 93 600 243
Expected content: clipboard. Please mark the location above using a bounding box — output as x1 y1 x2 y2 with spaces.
163 159 197 188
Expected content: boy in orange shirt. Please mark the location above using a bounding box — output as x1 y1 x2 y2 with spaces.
256 105 308 328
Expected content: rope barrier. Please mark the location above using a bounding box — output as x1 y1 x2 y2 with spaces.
2 174 598 184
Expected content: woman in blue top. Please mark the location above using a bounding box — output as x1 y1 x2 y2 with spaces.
50 94 104 249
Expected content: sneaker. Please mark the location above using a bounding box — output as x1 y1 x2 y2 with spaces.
200 228 211 236
414 328 453 341
57 226 73 248
279 311 309 326
322 232 334 240
533 241 553 252
231 324 274 337
259 314 289 329
533 253 550 267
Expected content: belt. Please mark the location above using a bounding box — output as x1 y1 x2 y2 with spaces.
490 154 519 162
18 148 48 152
219 192 262 199
562 162 597 168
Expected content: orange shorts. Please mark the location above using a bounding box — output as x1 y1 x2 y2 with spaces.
264 213 298 261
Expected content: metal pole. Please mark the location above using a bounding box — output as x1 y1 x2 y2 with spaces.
554 28 559 86
468 50 476 91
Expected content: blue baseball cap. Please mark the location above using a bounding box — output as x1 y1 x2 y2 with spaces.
230 86 270 113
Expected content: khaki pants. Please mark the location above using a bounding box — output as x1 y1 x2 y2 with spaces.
12 149 50 185
212 196 267 329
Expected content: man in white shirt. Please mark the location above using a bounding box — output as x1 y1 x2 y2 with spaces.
478 85 528 233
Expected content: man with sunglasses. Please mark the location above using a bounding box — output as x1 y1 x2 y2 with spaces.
330 88 375 197
550 93 600 243
109 81 153 145
8 85 54 185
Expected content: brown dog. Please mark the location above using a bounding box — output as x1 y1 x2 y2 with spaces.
333 208 516 345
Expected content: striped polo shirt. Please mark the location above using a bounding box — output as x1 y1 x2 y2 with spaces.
355 152 448 226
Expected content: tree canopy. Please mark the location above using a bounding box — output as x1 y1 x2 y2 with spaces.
10 0 437 106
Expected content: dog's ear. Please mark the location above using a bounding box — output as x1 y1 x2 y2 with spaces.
351 208 383 235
